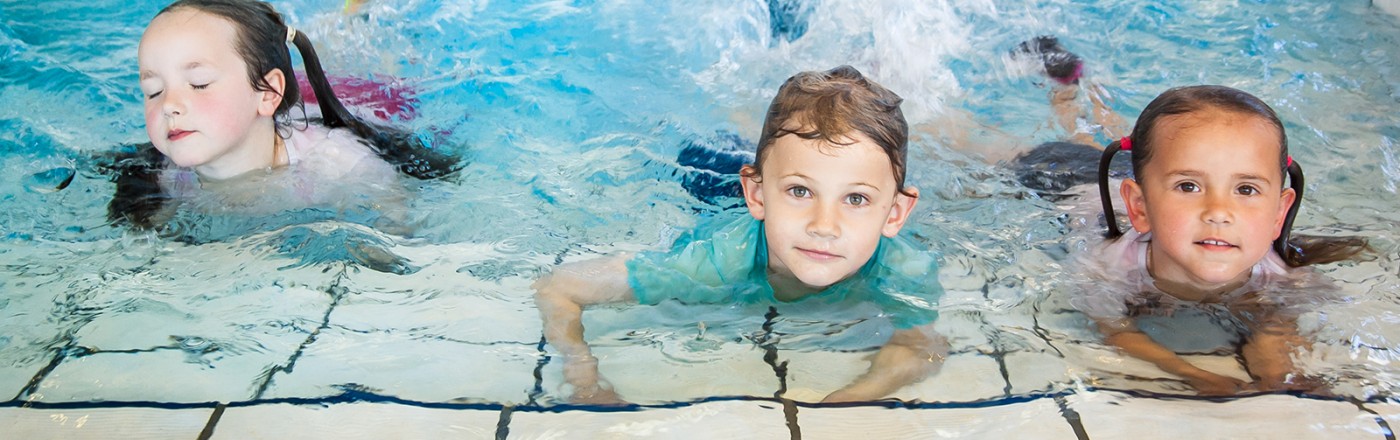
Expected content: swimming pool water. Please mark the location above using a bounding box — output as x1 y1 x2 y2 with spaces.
1 0 1399 416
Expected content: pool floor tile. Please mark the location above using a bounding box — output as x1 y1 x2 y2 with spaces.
0 406 213 440
508 400 792 439
1067 391 1384 439
29 349 273 403
208 403 501 439
257 327 539 404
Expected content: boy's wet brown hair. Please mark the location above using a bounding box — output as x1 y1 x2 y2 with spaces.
744 65 914 197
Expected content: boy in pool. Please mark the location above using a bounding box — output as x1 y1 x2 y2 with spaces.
534 65 948 403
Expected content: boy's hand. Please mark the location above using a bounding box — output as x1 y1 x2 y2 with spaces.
561 354 624 404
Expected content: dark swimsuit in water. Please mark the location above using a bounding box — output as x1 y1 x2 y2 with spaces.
1010 141 1131 194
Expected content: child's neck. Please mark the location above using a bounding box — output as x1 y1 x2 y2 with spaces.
194 123 288 181
766 269 825 302
1145 244 1250 302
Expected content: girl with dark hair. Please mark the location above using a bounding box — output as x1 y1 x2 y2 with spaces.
1074 85 1369 395
110 0 458 229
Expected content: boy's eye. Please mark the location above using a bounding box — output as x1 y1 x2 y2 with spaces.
845 194 869 205
788 186 811 198
1174 182 1200 193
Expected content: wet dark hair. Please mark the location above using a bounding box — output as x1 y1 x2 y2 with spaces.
1098 85 1369 267
745 65 914 198
1014 36 1083 85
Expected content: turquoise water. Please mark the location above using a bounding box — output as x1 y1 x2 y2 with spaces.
1 0 1398 408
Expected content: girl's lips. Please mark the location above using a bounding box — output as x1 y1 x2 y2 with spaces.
168 129 193 141
1196 238 1237 250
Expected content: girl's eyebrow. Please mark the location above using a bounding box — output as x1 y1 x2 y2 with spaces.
138 62 207 80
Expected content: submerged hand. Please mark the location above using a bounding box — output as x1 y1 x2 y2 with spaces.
1186 372 1247 396
562 355 625 405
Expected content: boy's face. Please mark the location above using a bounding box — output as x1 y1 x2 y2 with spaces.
1121 110 1294 294
741 131 918 291
138 8 283 179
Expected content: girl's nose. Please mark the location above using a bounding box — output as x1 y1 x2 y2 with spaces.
1201 191 1234 224
161 89 185 117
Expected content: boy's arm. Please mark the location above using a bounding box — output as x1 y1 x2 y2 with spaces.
532 254 636 402
1097 319 1246 395
822 325 949 403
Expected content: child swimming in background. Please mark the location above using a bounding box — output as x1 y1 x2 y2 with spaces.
533 66 948 404
1074 85 1370 395
108 0 458 230
1006 36 1131 195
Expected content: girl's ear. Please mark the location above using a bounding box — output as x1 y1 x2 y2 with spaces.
1121 178 1152 233
740 165 765 221
257 68 286 117
881 186 919 237
1273 187 1297 238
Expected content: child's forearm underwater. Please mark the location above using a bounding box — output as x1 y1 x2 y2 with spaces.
533 255 946 403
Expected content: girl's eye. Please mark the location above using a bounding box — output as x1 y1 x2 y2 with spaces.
788 186 811 198
1236 185 1260 196
1174 182 1200 193
845 194 869 205
145 91 162 100
191 83 209 90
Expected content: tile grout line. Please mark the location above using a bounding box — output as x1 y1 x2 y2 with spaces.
1352 399 1396 440
495 405 513 440
194 402 226 440
1053 394 1091 440
757 306 801 440
250 271 352 399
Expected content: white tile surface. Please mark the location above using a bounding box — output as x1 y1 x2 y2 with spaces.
257 326 539 403
1068 391 1382 439
798 398 1078 440
31 350 270 403
0 406 213 440
509 400 792 439
209 403 501 439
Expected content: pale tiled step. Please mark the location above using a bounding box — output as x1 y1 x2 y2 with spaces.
208 403 502 439
0 406 213 440
797 398 1078 440
1068 391 1384 439
508 400 791 439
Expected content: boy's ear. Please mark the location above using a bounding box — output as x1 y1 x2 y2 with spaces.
257 68 287 117
1121 179 1152 233
740 165 765 221
1273 187 1297 238
881 186 919 237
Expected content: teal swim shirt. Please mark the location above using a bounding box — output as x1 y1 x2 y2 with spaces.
626 215 942 328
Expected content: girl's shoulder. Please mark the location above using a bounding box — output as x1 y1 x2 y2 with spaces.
285 123 395 179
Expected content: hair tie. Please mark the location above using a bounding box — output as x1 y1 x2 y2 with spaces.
1120 136 1132 151
1286 156 1293 168
285 26 297 45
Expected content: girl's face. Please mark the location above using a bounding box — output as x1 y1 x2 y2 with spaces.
741 131 918 294
1120 109 1295 295
138 8 283 180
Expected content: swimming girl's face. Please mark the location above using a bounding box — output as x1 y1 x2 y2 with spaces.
138 8 284 180
1121 109 1295 294
741 131 918 292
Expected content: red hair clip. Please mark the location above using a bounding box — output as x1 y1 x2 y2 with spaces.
1120 137 1132 151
